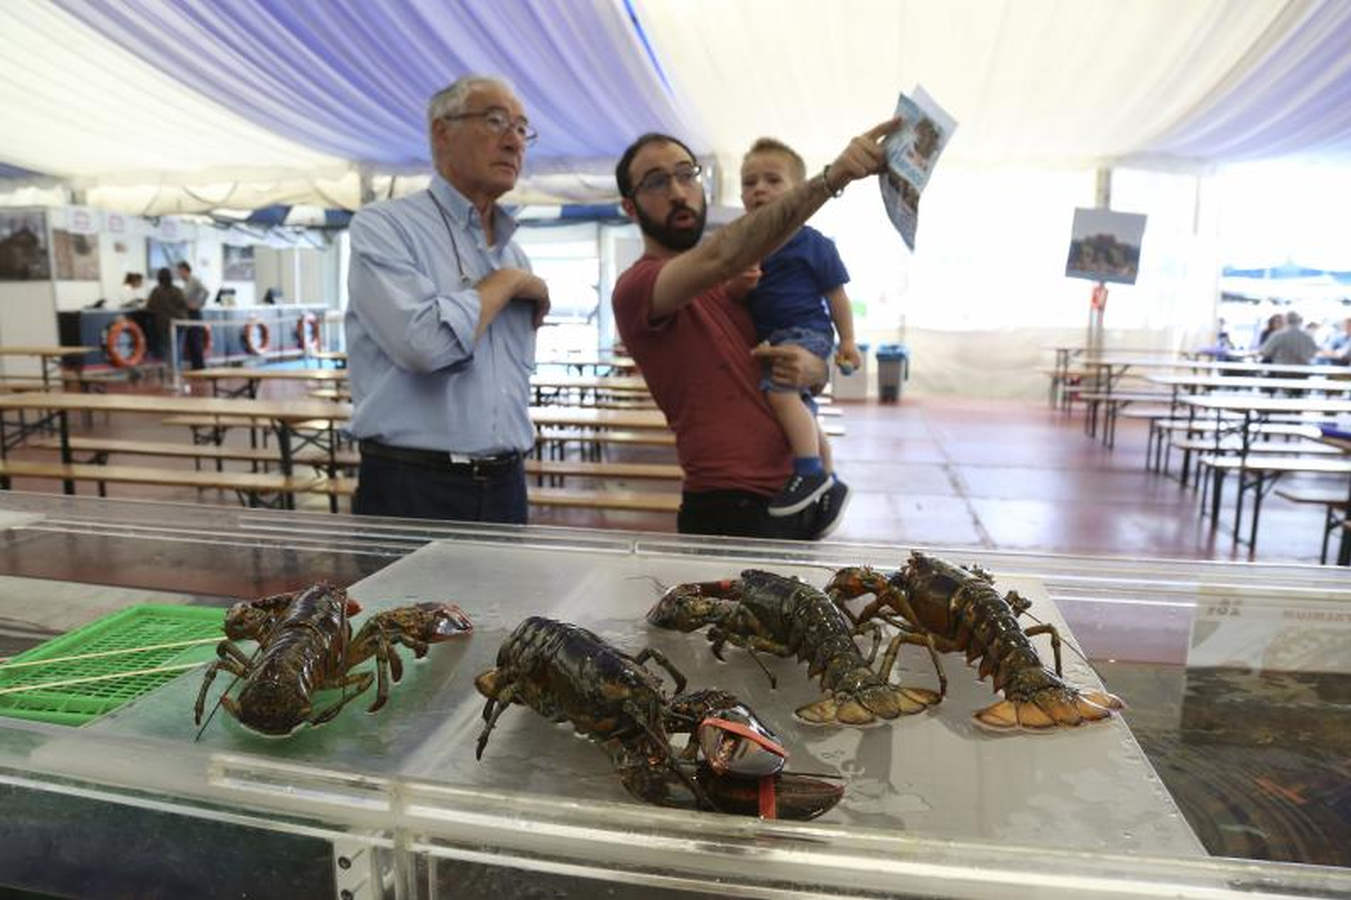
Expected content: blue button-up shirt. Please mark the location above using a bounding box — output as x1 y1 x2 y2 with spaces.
345 174 536 454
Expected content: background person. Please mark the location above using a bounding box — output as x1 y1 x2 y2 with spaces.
610 118 898 541
345 75 549 523
176 260 208 369
1319 316 1351 364
1257 310 1319 366
145 267 188 360
1255 312 1285 358
119 272 144 307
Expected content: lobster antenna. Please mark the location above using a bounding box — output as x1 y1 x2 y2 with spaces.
1014 607 1092 667
194 642 262 742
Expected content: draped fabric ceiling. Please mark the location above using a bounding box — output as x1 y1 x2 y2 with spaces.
2 0 1350 215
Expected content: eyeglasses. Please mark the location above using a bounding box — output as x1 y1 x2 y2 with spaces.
442 109 538 145
631 163 703 197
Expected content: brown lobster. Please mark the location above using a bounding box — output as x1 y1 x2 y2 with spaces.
826 551 1123 732
193 582 472 736
475 617 843 819
647 570 940 725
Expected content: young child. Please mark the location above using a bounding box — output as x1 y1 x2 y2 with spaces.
734 137 862 517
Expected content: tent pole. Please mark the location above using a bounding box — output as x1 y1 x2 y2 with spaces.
1086 168 1112 354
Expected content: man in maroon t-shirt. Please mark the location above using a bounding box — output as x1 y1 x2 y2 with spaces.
611 119 899 540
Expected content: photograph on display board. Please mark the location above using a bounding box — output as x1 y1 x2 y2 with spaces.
222 244 255 281
52 228 101 280
0 210 51 280
1065 208 1148 285
147 239 189 276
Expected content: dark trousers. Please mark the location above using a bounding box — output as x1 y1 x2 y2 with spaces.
677 489 817 540
352 452 527 524
185 309 206 370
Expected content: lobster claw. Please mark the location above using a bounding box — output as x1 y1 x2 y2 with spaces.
697 704 788 777
415 602 474 638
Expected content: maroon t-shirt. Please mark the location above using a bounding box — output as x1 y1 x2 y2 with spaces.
611 256 791 494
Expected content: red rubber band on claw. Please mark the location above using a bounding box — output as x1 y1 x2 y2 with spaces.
700 717 788 759
758 775 777 819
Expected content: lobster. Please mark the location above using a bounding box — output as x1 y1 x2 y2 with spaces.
826 550 1124 732
474 617 843 820
646 570 940 726
193 582 473 736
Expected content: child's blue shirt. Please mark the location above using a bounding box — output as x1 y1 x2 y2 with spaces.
746 225 849 342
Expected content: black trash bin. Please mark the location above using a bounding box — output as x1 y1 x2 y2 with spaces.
875 343 909 403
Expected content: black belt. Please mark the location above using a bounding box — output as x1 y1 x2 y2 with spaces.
359 439 522 474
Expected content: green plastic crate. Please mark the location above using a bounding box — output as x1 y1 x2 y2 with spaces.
0 603 225 726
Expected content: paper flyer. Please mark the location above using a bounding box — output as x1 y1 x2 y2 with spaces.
879 85 957 250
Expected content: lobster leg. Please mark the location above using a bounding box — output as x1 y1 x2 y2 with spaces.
856 621 884 665
632 647 687 695
366 631 396 713
475 680 520 759
708 628 798 689
310 670 375 726
1022 623 1064 677
877 629 948 699
193 640 254 724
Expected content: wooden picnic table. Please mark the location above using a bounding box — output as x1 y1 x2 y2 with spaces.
536 355 637 375
183 366 349 398
1146 373 1351 394
1085 355 1345 377
0 345 99 390
526 406 844 434
1179 394 1351 552
307 350 347 368
530 374 650 392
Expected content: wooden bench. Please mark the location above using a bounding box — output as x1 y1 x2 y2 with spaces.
0 455 685 516
1274 486 1351 564
0 458 325 507
310 475 681 513
162 414 338 431
1146 418 1323 476
1036 365 1095 409
1076 391 1178 447
27 436 361 471
1200 454 1351 550
537 428 677 457
0 378 50 392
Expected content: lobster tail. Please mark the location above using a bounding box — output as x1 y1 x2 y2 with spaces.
795 670 940 725
974 667 1124 732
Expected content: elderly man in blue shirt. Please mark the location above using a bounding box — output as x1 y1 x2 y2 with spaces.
346 75 550 523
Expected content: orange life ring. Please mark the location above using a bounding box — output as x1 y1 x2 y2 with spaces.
104 317 146 368
297 313 320 351
242 318 271 355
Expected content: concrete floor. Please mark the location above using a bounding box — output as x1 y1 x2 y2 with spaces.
3 383 1341 565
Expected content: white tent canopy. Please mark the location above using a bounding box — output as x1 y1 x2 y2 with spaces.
2 0 1350 212
0 0 347 190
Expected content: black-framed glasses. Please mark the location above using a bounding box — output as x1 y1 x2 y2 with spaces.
441 108 538 145
631 163 703 197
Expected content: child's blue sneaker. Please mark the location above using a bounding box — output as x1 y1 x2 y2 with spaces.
767 471 833 517
811 480 851 540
